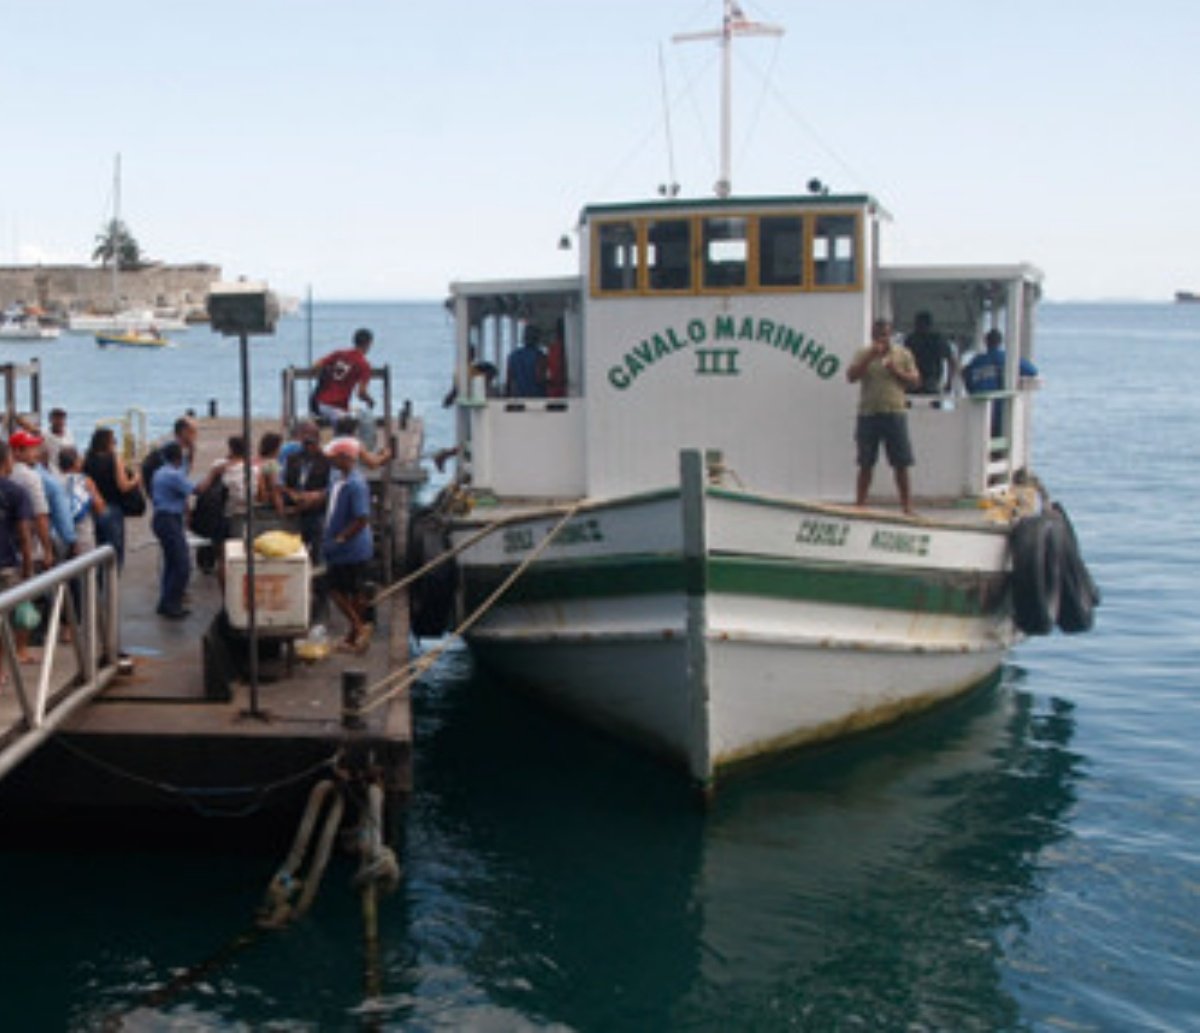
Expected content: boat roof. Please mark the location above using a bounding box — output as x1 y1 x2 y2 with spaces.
449 274 580 300
581 192 881 221
880 262 1043 285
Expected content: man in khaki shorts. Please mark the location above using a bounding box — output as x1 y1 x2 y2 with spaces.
846 319 920 514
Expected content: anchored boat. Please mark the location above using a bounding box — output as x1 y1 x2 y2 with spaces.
431 2 1096 787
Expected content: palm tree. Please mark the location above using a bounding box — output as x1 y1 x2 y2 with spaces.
92 218 143 270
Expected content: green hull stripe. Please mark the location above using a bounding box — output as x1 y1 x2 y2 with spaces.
463 554 1006 617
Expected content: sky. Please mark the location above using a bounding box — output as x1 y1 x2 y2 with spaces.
1 0 1196 301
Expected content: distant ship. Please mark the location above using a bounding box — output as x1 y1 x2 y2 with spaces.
1175 291 1200 303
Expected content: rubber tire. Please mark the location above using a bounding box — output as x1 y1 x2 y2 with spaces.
1050 503 1099 634
1010 514 1063 636
406 508 457 639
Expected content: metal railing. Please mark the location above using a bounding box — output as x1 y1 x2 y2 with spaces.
0 546 121 781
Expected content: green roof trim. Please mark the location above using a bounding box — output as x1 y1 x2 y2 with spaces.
581 194 876 221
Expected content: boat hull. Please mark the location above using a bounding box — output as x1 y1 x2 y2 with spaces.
453 457 1014 785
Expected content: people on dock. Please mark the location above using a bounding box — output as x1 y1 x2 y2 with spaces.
42 408 74 472
149 442 194 619
280 421 331 561
322 438 374 653
312 328 376 420
847 318 920 514
0 439 34 673
9 430 56 571
83 427 141 568
904 311 957 395
35 441 75 563
506 324 548 398
59 446 105 558
257 431 285 514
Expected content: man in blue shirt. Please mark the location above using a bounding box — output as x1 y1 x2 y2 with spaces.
322 439 373 652
964 329 1039 436
506 324 548 398
150 442 201 619
36 443 76 560
964 329 1038 394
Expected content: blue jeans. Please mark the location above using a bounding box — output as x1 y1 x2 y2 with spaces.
95 506 126 568
152 510 190 614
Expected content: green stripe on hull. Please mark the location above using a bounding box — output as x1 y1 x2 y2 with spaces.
463 554 1007 618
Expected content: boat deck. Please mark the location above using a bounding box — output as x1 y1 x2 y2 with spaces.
0 416 424 819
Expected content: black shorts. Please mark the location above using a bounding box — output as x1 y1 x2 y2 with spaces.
328 560 369 595
856 413 914 469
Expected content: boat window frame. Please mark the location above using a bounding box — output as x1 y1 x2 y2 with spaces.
809 210 863 292
589 208 864 297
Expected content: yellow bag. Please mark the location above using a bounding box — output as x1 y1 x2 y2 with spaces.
254 530 304 558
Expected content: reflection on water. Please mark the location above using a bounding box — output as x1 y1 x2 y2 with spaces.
382 648 1082 1031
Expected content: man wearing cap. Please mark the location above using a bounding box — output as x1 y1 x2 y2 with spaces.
313 328 376 421
322 437 373 652
9 430 55 569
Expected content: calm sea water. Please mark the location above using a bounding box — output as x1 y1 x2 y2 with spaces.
0 302 1196 1031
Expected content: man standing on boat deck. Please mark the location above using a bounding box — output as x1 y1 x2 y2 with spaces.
506 324 548 398
847 319 920 514
904 311 958 394
313 328 376 420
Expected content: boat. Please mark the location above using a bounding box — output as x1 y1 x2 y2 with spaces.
0 306 60 341
429 1 1097 788
95 328 170 348
1174 290 1200 303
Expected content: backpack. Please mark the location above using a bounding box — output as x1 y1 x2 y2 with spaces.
190 478 228 540
65 473 92 524
141 445 167 495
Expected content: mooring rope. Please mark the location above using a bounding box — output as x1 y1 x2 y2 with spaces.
353 501 584 720
369 500 577 607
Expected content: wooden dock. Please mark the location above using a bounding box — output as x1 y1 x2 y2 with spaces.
0 414 425 829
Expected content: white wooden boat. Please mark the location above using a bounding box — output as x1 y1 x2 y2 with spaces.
431 2 1095 787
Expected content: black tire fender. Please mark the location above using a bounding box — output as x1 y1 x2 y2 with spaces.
1010 514 1063 636
1050 503 1100 634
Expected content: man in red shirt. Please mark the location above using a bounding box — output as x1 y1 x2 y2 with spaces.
313 328 376 419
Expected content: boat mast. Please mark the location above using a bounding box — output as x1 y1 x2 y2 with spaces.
673 0 783 198
111 153 121 313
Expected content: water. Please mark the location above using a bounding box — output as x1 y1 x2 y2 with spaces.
1 302 1197 1031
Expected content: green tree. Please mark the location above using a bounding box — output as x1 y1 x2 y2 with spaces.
92 218 143 270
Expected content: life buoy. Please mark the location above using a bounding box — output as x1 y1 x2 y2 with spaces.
1049 502 1100 634
407 506 457 639
1010 514 1063 635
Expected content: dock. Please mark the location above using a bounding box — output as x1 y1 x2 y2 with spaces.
0 410 425 831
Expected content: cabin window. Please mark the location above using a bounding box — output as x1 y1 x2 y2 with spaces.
597 222 639 293
646 219 693 291
812 214 859 287
702 217 747 289
758 215 804 287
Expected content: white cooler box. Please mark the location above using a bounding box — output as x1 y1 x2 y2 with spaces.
224 539 310 632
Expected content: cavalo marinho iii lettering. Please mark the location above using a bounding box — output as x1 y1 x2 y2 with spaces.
608 314 840 390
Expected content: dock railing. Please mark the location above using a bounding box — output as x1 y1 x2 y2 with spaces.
0 546 121 781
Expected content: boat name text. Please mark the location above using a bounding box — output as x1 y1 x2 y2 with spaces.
503 518 605 554
795 519 850 547
608 315 840 390
869 529 931 557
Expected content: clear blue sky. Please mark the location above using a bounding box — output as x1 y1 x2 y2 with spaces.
2 0 1195 301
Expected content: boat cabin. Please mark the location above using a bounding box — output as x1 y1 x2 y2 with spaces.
448 194 1041 506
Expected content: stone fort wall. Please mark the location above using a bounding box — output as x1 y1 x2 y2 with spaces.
0 263 221 318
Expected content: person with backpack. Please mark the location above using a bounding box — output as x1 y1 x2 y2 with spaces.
58 446 105 557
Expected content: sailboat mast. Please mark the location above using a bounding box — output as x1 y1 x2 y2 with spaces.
111 153 121 312
672 0 783 198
